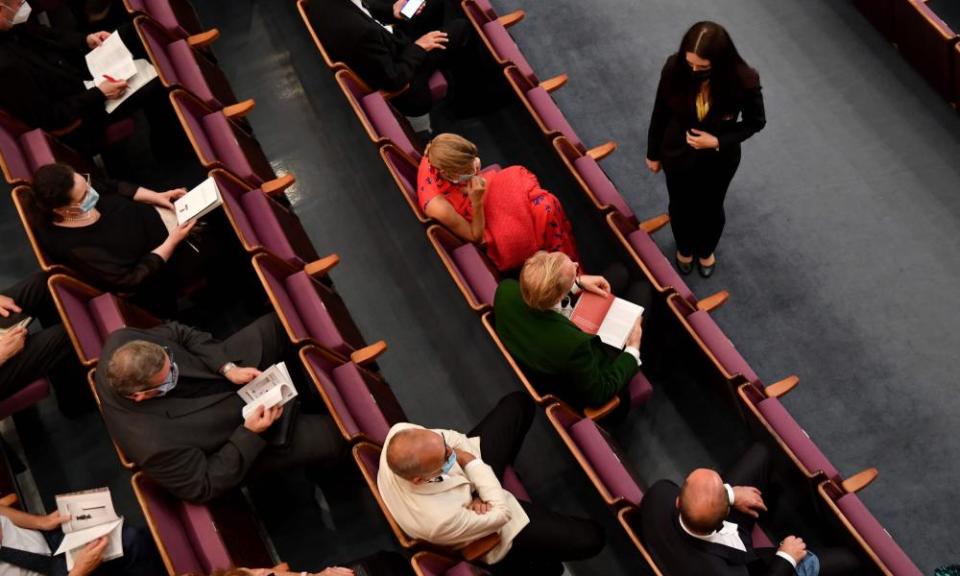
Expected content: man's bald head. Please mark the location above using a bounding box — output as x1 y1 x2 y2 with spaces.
677 468 729 535
386 428 446 482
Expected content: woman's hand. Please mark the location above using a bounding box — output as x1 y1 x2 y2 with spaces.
86 31 111 49
645 158 661 173
139 188 188 211
168 220 198 245
97 79 127 100
577 275 611 297
466 176 487 205
686 129 719 150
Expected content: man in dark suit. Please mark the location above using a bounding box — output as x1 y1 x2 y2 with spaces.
307 0 472 116
639 444 861 576
96 313 345 503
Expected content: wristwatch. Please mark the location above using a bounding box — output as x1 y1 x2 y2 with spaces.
220 362 238 376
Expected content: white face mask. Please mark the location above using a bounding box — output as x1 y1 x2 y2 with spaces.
11 2 31 26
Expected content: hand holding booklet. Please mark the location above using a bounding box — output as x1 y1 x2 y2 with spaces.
175 177 223 225
54 488 123 570
83 32 158 113
570 291 644 349
238 362 298 419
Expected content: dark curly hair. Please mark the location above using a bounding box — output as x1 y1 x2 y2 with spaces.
30 163 79 224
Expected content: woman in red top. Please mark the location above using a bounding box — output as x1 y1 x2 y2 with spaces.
417 133 579 271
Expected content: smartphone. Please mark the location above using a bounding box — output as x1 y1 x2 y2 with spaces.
0 316 32 335
400 0 426 19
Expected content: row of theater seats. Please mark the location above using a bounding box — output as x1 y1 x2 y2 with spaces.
299 1 924 574
854 0 960 108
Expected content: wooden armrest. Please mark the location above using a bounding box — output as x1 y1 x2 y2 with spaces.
538 74 568 93
639 213 670 234
462 532 501 562
0 494 18 507
497 9 525 28
304 254 341 278
764 375 799 398
841 468 878 494
261 173 296 196
223 99 256 119
49 118 83 137
695 290 729 313
586 141 617 161
272 563 290 572
350 340 387 366
187 28 220 49
584 395 620 420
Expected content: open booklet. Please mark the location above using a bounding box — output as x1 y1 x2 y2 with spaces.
83 32 158 113
174 177 223 225
570 291 644 349
237 362 299 419
54 488 124 571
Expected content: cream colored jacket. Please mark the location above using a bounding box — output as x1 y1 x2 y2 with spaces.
377 423 530 564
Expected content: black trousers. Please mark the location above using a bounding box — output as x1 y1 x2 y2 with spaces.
0 273 83 410
664 146 741 259
726 444 862 576
44 524 164 576
468 393 606 576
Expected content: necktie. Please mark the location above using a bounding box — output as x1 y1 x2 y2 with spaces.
0 546 53 574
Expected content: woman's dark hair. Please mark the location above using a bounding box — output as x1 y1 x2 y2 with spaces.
30 163 77 223
669 21 756 113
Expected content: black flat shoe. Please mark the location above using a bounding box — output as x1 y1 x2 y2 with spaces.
698 258 716 278
675 253 693 275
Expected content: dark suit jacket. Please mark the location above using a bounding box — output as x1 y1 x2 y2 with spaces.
0 22 106 130
96 322 270 503
493 279 639 408
647 55 766 165
639 480 793 576
308 0 427 91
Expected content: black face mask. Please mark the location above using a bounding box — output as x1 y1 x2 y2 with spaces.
692 69 712 82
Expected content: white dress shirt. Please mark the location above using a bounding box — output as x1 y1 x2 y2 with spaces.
0 515 51 576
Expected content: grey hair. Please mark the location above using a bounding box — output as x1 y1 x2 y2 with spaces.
386 429 433 480
106 340 167 396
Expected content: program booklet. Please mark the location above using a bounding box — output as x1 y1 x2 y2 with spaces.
174 177 223 225
54 487 124 571
237 362 299 419
570 291 644 349
83 32 158 113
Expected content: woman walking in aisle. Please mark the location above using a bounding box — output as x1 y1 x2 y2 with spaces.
645 21 766 277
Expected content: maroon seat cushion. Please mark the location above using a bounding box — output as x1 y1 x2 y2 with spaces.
332 363 392 444
202 112 257 184
446 562 490 576
284 272 348 355
627 370 653 409
525 87 581 148
627 229 694 302
18 130 56 173
751 523 773 548
481 22 535 82
240 190 297 262
52 284 102 362
168 41 217 106
137 478 205 574
174 93 217 163
835 494 923 576
215 176 260 248
572 155 634 219
89 293 125 340
0 378 50 419
0 122 31 182
501 466 530 502
568 419 643 506
451 244 498 307
757 398 840 482
428 71 448 102
686 311 759 383
177 502 231 573
360 93 417 158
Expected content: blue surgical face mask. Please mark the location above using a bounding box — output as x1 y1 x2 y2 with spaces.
440 449 457 475
11 2 31 26
78 186 100 213
153 360 179 397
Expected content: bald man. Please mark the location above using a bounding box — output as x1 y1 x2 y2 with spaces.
638 444 860 576
377 392 604 575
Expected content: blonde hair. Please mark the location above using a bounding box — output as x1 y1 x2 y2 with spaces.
426 133 478 178
520 251 572 310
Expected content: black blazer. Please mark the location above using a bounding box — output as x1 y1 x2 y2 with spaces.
0 22 106 130
639 480 794 576
96 322 270 503
647 55 766 164
308 0 427 91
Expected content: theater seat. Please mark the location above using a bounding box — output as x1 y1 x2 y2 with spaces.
427 225 500 313
335 69 422 158
615 508 667 576
135 16 239 111
299 345 405 445
251 252 373 360
0 112 95 185
123 0 207 40
462 0 539 84
0 379 50 420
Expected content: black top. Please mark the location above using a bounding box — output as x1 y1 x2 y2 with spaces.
39 177 168 292
0 22 106 130
647 55 766 165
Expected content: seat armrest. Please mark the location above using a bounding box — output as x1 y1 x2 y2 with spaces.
497 9 525 27
304 254 341 279
638 213 670 234
261 173 296 197
223 99 256 120
462 532 501 562
764 375 799 398
187 28 220 48
539 74 568 93
695 290 729 313
586 141 617 161
841 468 878 494
583 395 620 421
351 340 387 366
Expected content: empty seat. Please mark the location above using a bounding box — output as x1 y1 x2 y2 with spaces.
546 403 644 507
169 89 276 187
0 111 94 185
462 1 537 80
123 0 207 39
210 169 317 268
132 471 232 575
135 16 239 111
427 225 500 313
553 136 633 217
818 476 922 576
251 252 373 359
335 69 422 158
410 551 491 576
299 344 405 445
893 0 958 101
0 378 50 420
